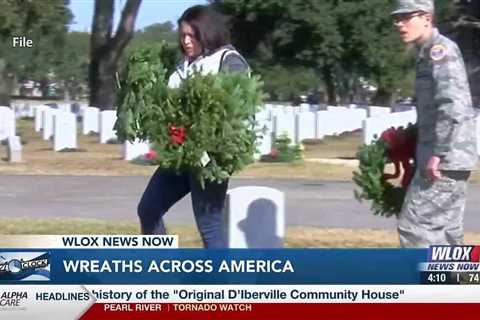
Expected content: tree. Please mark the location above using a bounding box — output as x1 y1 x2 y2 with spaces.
89 0 142 110
0 0 72 105
335 0 413 105
55 31 90 100
131 22 177 46
212 0 336 103
121 21 178 70
215 0 419 106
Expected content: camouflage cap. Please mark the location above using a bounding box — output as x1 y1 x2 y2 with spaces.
391 0 434 15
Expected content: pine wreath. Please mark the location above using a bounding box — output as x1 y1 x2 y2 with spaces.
353 124 417 217
116 44 264 187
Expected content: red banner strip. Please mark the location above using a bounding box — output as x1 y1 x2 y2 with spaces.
81 303 479 320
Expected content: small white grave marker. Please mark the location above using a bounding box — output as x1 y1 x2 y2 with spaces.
224 186 285 248
82 107 100 134
54 112 77 151
123 139 150 160
99 110 117 143
7 136 22 162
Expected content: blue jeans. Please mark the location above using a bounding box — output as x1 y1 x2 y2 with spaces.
137 168 228 248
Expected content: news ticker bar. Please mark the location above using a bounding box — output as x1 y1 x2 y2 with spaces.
1 285 480 320
80 303 480 320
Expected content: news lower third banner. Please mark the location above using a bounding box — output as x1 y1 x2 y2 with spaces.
0 236 479 319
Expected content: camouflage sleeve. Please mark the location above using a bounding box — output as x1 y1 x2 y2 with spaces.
432 44 471 157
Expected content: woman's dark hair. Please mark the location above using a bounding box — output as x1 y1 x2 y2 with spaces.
177 5 230 55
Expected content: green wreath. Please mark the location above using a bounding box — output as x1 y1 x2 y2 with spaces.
116 43 264 187
353 124 417 217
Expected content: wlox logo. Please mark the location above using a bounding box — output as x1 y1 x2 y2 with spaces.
0 252 50 281
429 246 480 262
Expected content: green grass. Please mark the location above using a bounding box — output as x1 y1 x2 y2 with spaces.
1 217 480 248
1 217 140 235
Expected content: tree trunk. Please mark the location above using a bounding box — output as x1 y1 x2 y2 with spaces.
89 51 118 109
372 87 394 107
0 59 11 106
322 66 337 105
89 0 141 110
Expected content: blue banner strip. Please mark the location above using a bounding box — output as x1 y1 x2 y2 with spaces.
0 249 428 284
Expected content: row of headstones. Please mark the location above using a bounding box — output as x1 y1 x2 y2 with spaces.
98 103 402 160
32 105 119 151
255 104 392 156
4 102 418 161
14 103 258 162
13 103 80 119
0 106 22 162
11 103 142 160
79 106 151 160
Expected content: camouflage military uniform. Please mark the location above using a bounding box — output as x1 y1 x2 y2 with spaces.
398 27 478 247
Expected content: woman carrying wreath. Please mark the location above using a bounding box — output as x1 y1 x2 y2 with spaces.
137 5 249 248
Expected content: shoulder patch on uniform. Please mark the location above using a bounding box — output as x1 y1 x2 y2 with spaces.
430 44 447 61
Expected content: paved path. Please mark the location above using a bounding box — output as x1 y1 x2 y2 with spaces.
1 175 479 231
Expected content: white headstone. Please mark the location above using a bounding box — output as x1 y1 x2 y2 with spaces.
99 110 117 143
299 103 311 113
13 104 22 119
57 103 72 113
42 108 58 140
341 109 367 132
34 105 49 132
284 105 295 115
295 112 316 143
224 186 285 248
327 106 348 112
273 113 295 143
7 135 22 162
82 107 100 134
368 106 391 118
19 104 32 118
0 106 15 141
123 139 150 160
77 104 87 118
54 112 77 151
256 109 272 122
255 123 273 160
316 110 340 137
27 104 36 118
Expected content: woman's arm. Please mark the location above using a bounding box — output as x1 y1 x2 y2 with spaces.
220 53 249 73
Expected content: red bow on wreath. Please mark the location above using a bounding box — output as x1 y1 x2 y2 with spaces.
169 125 186 145
144 150 157 160
379 126 416 189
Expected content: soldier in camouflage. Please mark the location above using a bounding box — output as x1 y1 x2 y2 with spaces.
391 0 478 247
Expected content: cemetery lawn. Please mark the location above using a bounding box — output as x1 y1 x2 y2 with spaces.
3 119 480 183
0 119 357 180
1 218 480 247
302 131 361 159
